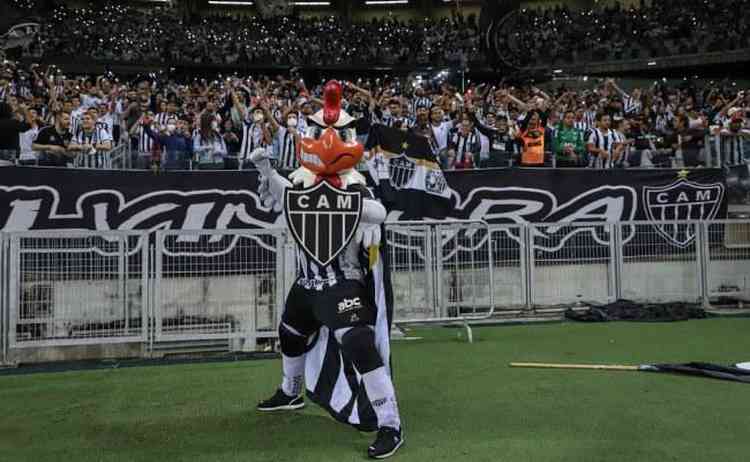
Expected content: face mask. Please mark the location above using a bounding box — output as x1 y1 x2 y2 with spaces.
253 112 264 123
166 124 176 133
287 117 298 128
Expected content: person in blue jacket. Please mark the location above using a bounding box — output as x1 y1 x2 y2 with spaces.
143 116 192 170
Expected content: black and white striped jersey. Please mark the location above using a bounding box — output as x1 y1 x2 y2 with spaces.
135 124 154 153
69 109 85 139
412 96 431 113
292 183 374 290
73 125 112 146
239 119 268 160
275 126 299 170
587 128 618 168
623 95 642 115
155 112 176 127
574 119 592 135
583 111 597 128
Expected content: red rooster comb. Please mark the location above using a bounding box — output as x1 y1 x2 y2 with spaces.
323 80 342 126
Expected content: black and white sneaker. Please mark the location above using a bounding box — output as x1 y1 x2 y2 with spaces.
367 426 403 459
257 389 305 412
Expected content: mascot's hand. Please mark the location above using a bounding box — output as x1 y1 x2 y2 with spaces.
258 174 283 212
356 223 381 249
250 147 273 176
288 168 317 187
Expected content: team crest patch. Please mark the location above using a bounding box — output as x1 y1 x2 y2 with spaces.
643 173 724 247
285 181 363 267
388 154 416 190
425 169 447 195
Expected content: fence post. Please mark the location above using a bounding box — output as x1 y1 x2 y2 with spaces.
525 223 536 312
613 223 624 300
153 233 163 345
0 234 6 365
7 235 18 352
698 221 711 308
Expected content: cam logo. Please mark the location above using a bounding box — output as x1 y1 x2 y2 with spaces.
425 169 447 195
337 297 362 314
285 182 362 267
388 154 416 190
643 173 724 247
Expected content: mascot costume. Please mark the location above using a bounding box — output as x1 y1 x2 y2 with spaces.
253 81 403 459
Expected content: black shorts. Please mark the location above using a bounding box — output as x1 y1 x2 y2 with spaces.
282 280 376 336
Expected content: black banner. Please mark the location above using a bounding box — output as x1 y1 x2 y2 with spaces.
0 166 727 254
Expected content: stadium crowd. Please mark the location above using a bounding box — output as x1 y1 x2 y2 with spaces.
8 0 750 70
499 0 750 67
15 2 483 68
1 58 748 170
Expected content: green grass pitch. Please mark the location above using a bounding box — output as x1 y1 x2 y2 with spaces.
1 318 749 462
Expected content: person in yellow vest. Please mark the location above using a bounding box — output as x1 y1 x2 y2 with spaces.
516 111 547 166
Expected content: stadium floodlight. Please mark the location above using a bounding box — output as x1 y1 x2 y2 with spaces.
365 0 409 5
208 1 254 5
647 61 657 66
553 69 563 74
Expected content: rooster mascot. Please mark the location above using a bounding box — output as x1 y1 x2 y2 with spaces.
252 81 403 459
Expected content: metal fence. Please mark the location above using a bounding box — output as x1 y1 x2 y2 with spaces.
3 230 148 355
153 229 286 350
1 220 749 364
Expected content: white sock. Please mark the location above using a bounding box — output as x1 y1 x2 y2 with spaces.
281 354 305 397
362 366 401 430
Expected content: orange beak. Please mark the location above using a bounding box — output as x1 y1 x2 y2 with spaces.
299 127 364 176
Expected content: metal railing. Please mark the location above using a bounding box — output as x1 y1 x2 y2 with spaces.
1 219 749 364
3 230 148 351
152 228 286 350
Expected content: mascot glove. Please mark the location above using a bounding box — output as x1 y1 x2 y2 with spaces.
258 174 283 212
356 222 381 249
288 167 318 187
249 147 273 176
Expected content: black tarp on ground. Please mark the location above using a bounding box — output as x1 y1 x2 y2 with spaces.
646 362 750 383
565 299 708 322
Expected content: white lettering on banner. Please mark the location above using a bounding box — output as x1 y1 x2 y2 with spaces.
0 174 725 258
5 199 42 231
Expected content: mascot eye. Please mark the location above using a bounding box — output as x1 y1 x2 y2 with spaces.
306 126 323 140
337 128 355 143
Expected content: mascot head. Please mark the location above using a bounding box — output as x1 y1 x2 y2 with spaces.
298 80 364 177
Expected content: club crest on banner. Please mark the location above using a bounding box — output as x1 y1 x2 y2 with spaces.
388 154 416 190
643 171 725 247
425 169 447 195
285 181 363 267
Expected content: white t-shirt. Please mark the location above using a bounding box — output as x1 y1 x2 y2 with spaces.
19 126 40 161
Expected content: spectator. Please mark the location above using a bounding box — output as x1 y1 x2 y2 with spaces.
517 111 547 167
587 112 618 168
554 110 586 167
447 114 480 170
144 116 193 170
0 102 32 163
193 111 227 170
18 107 42 165
69 112 113 154
31 111 73 167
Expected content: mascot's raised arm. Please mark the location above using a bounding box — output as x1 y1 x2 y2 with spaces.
252 80 404 460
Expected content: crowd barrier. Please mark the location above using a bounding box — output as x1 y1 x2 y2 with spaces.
0 219 749 365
